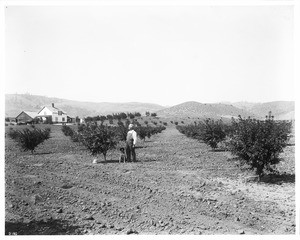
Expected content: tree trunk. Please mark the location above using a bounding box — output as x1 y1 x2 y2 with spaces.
256 163 264 181
103 153 107 162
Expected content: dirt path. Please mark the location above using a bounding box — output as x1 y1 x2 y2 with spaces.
5 126 295 235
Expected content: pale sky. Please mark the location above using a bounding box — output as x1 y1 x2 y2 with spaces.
5 4 294 106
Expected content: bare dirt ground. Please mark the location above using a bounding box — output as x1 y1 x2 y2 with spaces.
5 125 295 235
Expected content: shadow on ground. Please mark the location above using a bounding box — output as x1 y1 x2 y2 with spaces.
260 173 295 184
209 149 228 152
286 143 295 146
97 159 142 164
34 152 52 155
5 219 81 235
134 146 147 149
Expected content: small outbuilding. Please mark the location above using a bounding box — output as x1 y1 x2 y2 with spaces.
15 111 38 124
67 115 76 123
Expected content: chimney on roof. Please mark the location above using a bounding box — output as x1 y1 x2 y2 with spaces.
52 103 54 108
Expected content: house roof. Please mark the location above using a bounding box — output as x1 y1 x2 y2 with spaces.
16 111 38 119
24 111 39 118
38 105 67 114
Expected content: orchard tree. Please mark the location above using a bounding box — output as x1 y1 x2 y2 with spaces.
128 113 135 119
228 115 292 178
106 114 113 120
80 125 119 161
62 125 74 137
116 122 128 142
202 118 226 149
136 126 148 142
134 112 141 117
9 128 51 154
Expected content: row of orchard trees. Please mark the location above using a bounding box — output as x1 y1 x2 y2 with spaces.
62 121 166 161
84 111 157 123
176 114 293 179
7 121 166 161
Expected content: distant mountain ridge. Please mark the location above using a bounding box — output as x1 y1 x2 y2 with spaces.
239 101 294 120
5 94 294 120
5 94 166 118
156 101 257 119
157 101 294 120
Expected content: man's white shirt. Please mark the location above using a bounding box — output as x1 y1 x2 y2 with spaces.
128 130 137 145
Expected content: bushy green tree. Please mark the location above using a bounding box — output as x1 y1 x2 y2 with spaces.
80 125 119 161
116 121 128 142
202 118 226 149
128 113 135 119
10 128 51 154
136 126 148 142
228 115 292 178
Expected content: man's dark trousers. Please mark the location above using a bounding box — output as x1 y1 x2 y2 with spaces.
126 141 136 162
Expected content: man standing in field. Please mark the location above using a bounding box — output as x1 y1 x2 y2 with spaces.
126 124 137 162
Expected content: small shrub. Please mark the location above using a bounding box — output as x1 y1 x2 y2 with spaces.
71 131 82 142
7 128 20 140
62 125 74 137
77 124 85 132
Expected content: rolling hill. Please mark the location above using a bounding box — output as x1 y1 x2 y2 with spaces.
156 101 257 119
5 94 294 121
5 94 166 118
242 101 294 120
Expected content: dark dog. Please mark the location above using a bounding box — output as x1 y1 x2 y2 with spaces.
119 147 127 163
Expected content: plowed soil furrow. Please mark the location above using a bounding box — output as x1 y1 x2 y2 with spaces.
5 125 295 235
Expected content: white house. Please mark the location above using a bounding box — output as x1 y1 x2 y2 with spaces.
37 103 67 123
